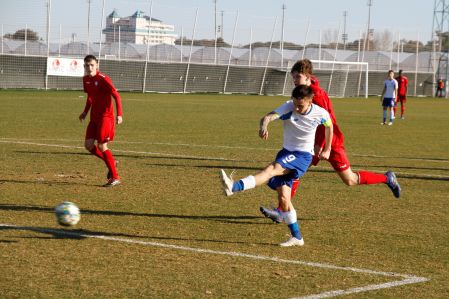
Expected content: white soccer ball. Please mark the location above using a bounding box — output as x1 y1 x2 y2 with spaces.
55 201 80 226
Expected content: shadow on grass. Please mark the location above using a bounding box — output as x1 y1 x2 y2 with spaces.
0 204 313 225
0 179 92 186
14 150 258 163
0 224 145 240
0 224 278 246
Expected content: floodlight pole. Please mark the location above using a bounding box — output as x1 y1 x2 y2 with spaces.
281 4 286 69
87 0 91 54
98 0 105 61
183 8 199 93
143 0 154 93
214 0 217 64
45 0 51 90
223 10 239 93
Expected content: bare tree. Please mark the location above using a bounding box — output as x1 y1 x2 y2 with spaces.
373 29 393 51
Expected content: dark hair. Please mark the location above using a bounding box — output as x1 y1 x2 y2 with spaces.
291 59 313 75
292 84 314 99
388 70 394 74
398 69 403 75
84 55 98 63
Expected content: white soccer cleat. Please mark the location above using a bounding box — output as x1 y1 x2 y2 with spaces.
219 169 234 196
104 178 121 187
280 237 304 247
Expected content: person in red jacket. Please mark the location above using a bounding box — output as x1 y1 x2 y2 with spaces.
394 70 408 119
79 55 123 187
261 59 401 223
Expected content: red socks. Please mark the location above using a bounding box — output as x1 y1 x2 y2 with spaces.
102 149 119 179
358 171 387 185
89 145 104 160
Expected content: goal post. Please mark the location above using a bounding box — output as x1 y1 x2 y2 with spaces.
282 60 369 98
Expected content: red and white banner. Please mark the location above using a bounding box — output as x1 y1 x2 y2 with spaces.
47 57 84 77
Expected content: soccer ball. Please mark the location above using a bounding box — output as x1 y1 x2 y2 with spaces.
55 201 80 226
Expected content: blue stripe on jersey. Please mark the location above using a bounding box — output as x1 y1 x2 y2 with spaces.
279 111 293 120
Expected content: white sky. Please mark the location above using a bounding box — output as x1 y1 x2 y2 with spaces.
0 0 435 46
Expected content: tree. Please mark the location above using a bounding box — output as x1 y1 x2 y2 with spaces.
4 28 39 41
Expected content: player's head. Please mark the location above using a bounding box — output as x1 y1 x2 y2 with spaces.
84 55 98 77
291 84 314 113
290 59 313 87
388 70 394 79
398 69 403 75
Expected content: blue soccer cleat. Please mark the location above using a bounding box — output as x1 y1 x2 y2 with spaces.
260 206 283 223
385 171 401 198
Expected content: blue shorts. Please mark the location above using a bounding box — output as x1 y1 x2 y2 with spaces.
267 148 312 190
382 98 395 107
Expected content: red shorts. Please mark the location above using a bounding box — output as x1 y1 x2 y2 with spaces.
311 146 351 172
85 118 115 143
397 95 407 102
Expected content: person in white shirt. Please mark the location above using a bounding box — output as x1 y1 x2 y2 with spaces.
219 85 333 247
380 70 398 125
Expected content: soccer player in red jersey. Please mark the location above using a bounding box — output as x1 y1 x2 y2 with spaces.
394 70 408 119
79 55 123 187
260 59 401 223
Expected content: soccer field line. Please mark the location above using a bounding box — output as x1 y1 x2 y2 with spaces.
2 137 449 164
2 139 449 180
0 223 429 299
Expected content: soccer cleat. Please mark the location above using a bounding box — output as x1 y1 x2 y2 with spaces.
385 171 401 198
260 206 283 223
280 237 304 247
104 178 121 187
388 122 393 126
219 169 234 196
107 160 119 179
401 116 405 120
381 122 386 125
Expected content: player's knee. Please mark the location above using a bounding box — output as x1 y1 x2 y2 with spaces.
342 176 358 186
98 143 108 152
84 141 94 151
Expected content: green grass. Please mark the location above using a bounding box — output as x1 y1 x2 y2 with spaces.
0 90 448 298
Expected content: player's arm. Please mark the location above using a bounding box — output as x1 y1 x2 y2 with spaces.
259 112 279 140
104 76 123 124
380 84 386 101
79 95 92 122
319 116 333 160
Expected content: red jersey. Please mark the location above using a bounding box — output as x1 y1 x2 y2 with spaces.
83 71 122 120
309 76 345 149
395 75 408 96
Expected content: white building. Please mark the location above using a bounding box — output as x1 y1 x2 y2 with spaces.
103 10 177 45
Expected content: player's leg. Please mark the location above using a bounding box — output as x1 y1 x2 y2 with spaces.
331 148 401 198
260 175 298 223
220 162 288 196
97 118 120 186
382 106 387 125
277 185 304 247
401 99 406 119
85 121 104 160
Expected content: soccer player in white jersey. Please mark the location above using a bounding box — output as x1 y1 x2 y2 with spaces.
219 85 333 247
380 70 398 125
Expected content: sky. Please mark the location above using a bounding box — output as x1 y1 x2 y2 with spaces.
0 0 435 46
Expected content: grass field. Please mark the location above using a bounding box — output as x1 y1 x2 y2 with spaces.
0 90 448 298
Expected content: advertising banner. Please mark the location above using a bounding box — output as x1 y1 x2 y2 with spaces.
47 57 84 77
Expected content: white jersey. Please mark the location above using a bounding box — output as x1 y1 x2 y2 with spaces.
274 101 332 154
383 79 398 98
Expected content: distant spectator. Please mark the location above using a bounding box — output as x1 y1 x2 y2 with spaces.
436 79 444 98
394 70 408 119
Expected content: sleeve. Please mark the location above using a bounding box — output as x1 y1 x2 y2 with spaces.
83 96 92 114
273 100 294 117
103 75 123 117
320 110 332 127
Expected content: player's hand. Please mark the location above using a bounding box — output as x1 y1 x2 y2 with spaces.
259 129 268 140
116 116 123 124
319 149 331 160
314 145 323 156
79 112 87 122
